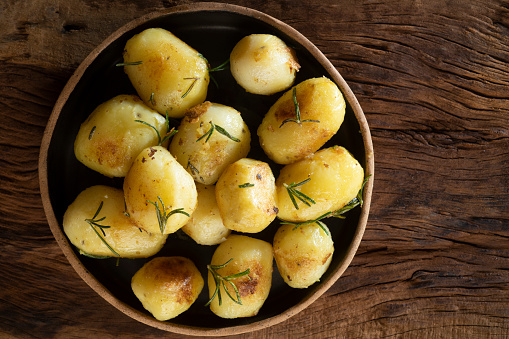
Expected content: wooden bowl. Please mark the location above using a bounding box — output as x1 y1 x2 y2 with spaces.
39 2 374 336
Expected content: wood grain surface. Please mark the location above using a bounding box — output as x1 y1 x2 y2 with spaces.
1 0 508 338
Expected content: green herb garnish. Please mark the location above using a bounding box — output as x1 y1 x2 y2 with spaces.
239 183 254 188
88 126 96 140
280 88 320 128
182 77 200 98
278 175 372 235
135 112 177 146
149 92 155 105
187 159 199 176
147 196 190 234
196 121 240 143
284 178 315 210
85 201 120 257
205 258 251 307
115 61 143 67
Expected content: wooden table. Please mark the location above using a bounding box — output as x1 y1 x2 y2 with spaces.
1 0 508 337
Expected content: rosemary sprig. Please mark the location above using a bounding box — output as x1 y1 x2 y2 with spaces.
205 258 251 307
85 201 120 257
284 178 315 210
198 54 229 88
135 112 177 145
88 126 96 140
149 92 155 105
78 250 110 259
280 88 320 128
182 77 200 98
330 175 371 219
278 175 372 234
196 121 240 143
147 196 190 234
187 159 199 176
115 61 143 67
239 182 254 188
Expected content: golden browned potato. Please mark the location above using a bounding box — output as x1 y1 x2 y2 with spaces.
131 256 204 321
63 185 167 258
215 158 278 233
122 28 209 118
123 146 197 235
207 235 273 318
257 77 345 164
230 34 300 95
74 95 169 177
276 146 364 222
169 102 251 185
273 222 333 288
181 183 231 245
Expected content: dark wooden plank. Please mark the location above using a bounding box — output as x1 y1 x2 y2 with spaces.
0 0 508 338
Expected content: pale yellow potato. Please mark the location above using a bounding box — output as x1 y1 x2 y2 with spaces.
63 185 167 258
181 184 231 245
74 95 168 177
131 256 204 321
122 28 209 118
230 34 300 95
215 158 278 233
123 146 197 234
276 146 364 222
273 223 333 288
207 235 273 318
169 102 251 185
257 77 346 164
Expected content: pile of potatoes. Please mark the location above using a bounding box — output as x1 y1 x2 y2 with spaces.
63 28 366 322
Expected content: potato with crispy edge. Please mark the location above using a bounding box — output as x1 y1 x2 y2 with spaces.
181 183 231 245
123 146 197 235
74 95 169 177
63 185 167 258
122 28 209 118
257 77 345 164
215 158 278 233
230 34 300 95
207 235 273 318
273 222 333 288
276 146 364 222
131 256 204 321
169 102 251 185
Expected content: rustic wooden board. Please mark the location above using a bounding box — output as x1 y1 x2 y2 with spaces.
1 0 508 338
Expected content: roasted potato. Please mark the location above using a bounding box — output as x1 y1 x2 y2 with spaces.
215 158 278 233
122 28 209 118
74 95 168 177
257 77 345 164
273 222 333 288
181 183 231 245
230 34 300 95
123 146 197 235
63 185 167 258
131 256 204 321
276 146 364 222
207 235 273 318
169 102 251 185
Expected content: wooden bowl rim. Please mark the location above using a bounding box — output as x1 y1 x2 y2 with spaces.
39 2 374 336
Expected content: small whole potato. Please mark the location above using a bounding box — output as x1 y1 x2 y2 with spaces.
207 235 273 318
63 185 167 258
131 256 204 321
276 146 364 222
169 101 251 185
273 222 333 288
122 28 209 118
257 77 345 164
215 158 278 233
181 183 231 245
230 34 300 95
123 146 197 235
74 95 169 177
